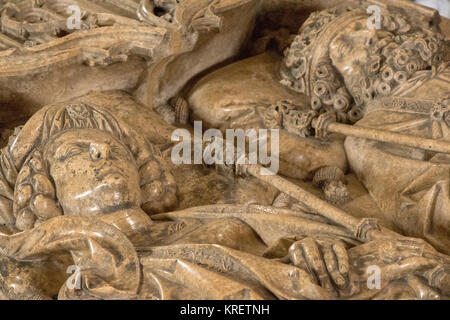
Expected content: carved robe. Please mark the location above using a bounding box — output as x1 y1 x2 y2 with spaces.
345 64 450 254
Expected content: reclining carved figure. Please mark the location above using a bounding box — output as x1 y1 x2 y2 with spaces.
0 0 448 300
0 100 448 300
279 4 450 254
186 2 450 253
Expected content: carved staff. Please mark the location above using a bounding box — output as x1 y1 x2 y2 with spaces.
244 164 384 242
196 136 449 290
254 100 449 233
244 163 450 291
311 115 450 154
201 135 385 242
276 99 450 154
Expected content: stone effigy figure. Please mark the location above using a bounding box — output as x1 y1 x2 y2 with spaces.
279 4 450 254
185 51 349 181
0 100 449 300
182 1 450 253
0 0 449 301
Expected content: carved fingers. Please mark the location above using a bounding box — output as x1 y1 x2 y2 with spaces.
357 236 450 298
332 241 350 279
378 256 446 299
376 237 448 267
381 256 439 281
406 276 440 300
289 237 350 296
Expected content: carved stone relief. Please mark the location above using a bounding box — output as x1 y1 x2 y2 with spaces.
0 0 449 300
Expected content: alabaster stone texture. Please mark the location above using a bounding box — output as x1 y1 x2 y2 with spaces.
0 0 449 300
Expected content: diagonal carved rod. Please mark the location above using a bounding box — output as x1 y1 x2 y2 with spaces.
245 164 386 243
194 135 386 242
191 136 449 291
247 163 450 294
314 121 450 154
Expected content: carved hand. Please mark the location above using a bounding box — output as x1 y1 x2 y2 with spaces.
350 236 450 299
288 236 350 296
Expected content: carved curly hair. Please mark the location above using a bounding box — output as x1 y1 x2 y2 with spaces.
0 102 177 232
280 4 447 124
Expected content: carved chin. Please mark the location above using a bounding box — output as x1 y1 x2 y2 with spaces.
61 184 140 216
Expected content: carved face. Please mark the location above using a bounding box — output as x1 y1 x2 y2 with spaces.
329 19 391 89
44 129 141 217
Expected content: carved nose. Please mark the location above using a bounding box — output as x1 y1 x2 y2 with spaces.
90 142 111 161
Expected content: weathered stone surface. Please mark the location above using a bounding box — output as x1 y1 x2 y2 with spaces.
0 0 449 300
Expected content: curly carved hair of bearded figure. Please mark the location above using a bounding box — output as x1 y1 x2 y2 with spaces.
280 3 450 254
280 4 447 124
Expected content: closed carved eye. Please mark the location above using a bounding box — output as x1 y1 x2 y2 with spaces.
59 143 90 161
